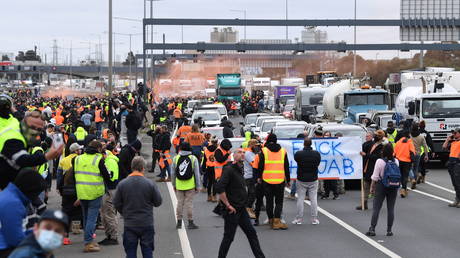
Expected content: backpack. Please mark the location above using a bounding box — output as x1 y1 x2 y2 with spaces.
381 159 401 189
175 155 194 180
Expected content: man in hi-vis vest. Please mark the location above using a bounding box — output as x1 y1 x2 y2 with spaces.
73 140 111 252
257 134 290 230
171 142 202 230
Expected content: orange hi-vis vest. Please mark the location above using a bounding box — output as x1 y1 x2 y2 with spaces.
394 138 415 163
214 147 230 179
204 147 216 167
450 140 460 158
95 109 104 123
262 147 286 184
159 150 172 169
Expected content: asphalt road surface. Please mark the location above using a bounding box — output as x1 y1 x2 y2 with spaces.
49 115 459 258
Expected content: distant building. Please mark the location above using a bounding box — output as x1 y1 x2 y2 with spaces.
210 27 238 43
301 27 328 44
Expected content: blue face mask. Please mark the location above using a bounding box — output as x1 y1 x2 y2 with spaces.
36 229 63 251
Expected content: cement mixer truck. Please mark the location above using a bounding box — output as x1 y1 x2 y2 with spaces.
322 79 390 124
395 71 460 162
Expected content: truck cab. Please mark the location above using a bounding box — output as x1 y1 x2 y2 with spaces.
339 88 389 124
216 73 243 102
294 86 326 122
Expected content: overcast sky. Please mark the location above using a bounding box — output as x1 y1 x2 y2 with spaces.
1 0 421 63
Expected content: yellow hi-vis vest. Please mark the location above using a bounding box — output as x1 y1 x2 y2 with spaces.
387 130 398 146
262 147 286 184
75 127 88 141
0 121 27 170
105 150 119 182
74 153 105 200
31 146 49 178
0 114 20 130
173 154 197 191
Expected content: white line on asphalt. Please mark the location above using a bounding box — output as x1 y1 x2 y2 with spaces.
425 181 456 194
165 124 194 258
409 189 452 204
167 182 194 258
284 188 401 258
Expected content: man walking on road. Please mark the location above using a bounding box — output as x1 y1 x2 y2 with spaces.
443 128 460 207
171 142 202 230
257 134 290 230
292 137 321 225
114 156 162 258
216 149 265 258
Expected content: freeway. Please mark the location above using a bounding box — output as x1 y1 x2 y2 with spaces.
49 115 459 258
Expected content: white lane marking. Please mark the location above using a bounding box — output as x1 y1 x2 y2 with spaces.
167 182 194 258
425 181 456 194
409 189 452 204
284 188 401 258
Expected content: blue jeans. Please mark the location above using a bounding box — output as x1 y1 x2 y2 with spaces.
81 197 102 244
96 122 102 138
410 155 421 180
123 226 155 258
290 179 297 195
159 162 171 179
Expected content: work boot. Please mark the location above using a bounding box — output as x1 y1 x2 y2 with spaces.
246 208 256 219
187 220 199 229
165 178 171 182
207 195 212 202
211 196 218 202
420 175 425 183
271 218 282 230
84 242 101 253
411 179 417 189
355 202 368 210
71 221 82 234
176 220 182 229
448 199 459 207
400 189 407 198
156 178 166 182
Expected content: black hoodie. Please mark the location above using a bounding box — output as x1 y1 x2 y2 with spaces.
215 139 232 163
256 142 290 182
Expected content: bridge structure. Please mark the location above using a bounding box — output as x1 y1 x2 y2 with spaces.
142 18 460 84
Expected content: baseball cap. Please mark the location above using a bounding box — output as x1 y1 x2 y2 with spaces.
39 209 69 232
69 143 83 152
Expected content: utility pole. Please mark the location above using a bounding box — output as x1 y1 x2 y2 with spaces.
285 0 289 78
419 41 424 68
108 0 113 97
353 0 357 78
70 41 73 88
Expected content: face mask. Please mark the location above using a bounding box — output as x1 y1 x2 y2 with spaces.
36 229 63 251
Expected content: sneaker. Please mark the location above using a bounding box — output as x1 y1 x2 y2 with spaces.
311 218 320 225
84 242 101 253
292 218 303 225
365 227 376 237
98 238 118 245
386 231 393 236
176 220 182 229
63 237 72 245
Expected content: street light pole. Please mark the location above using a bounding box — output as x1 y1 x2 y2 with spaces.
129 33 132 90
353 0 357 78
108 0 113 97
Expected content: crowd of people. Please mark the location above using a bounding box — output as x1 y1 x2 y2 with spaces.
0 87 459 258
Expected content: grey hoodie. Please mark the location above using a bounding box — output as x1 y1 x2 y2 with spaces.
171 151 202 190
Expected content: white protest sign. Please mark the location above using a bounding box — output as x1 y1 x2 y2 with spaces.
278 137 363 180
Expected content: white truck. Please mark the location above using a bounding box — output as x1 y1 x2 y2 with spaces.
395 72 460 162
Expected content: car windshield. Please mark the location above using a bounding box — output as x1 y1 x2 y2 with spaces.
202 128 223 139
256 117 278 127
201 106 227 116
285 99 295 105
284 105 294 112
326 128 366 140
273 126 305 138
345 93 386 106
262 121 285 132
302 92 324 105
246 114 267 124
422 98 460 118
219 88 241 96
194 112 220 121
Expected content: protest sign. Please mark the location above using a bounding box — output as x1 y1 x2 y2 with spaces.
278 137 363 180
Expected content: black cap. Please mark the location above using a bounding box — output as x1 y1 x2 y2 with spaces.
40 209 69 232
266 133 277 144
179 142 192 151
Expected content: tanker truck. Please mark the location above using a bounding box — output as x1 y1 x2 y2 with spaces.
322 79 390 124
395 72 460 162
